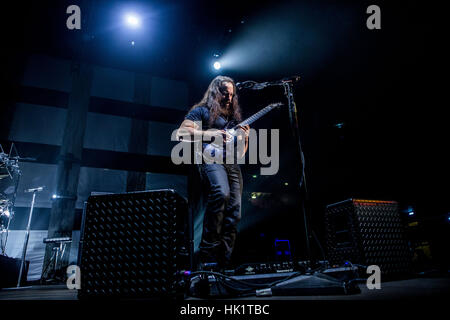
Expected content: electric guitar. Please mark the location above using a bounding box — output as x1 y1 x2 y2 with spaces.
202 102 283 160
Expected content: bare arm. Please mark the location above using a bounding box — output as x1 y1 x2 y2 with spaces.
176 120 224 141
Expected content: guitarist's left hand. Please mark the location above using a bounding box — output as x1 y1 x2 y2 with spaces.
236 125 250 158
237 125 250 140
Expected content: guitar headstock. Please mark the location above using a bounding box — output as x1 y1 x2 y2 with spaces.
268 102 283 109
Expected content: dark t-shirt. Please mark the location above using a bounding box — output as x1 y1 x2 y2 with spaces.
184 105 235 131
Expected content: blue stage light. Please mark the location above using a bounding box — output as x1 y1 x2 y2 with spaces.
124 13 141 28
213 61 221 70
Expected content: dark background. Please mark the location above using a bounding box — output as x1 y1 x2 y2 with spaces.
0 1 447 270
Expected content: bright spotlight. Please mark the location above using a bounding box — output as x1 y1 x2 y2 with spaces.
213 61 221 70
125 14 141 28
52 194 57 199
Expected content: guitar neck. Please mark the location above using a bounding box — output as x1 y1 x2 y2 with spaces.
233 105 277 129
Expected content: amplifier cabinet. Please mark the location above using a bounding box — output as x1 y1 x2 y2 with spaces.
325 199 412 276
78 189 188 299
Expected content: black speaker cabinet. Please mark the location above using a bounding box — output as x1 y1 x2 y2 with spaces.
0 255 29 288
78 189 189 299
325 199 412 276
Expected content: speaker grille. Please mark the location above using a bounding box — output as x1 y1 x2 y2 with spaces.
325 199 412 276
78 189 187 298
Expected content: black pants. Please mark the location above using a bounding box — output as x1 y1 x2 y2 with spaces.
198 163 243 267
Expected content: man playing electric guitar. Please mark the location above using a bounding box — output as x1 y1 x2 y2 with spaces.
177 76 249 270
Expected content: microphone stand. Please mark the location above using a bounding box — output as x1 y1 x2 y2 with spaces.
281 80 314 269
17 187 43 287
237 78 355 295
237 77 315 269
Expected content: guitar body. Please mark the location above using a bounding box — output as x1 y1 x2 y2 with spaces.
197 102 282 162
202 126 241 161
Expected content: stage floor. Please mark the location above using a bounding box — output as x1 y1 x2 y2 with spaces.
0 277 449 300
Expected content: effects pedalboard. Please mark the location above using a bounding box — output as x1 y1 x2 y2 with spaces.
226 260 359 276
231 261 302 276
188 261 361 297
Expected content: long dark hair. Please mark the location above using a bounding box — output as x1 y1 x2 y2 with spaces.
190 76 242 127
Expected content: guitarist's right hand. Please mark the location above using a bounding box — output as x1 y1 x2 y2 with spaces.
204 129 232 143
220 130 233 143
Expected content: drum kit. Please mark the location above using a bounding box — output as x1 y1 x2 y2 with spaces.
2 143 70 285
0 143 21 255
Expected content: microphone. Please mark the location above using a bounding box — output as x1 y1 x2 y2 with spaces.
236 81 257 90
280 75 301 83
13 156 37 161
236 76 301 90
25 186 44 193
236 81 267 90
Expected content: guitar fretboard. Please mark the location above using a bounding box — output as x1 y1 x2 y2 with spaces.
233 103 281 129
